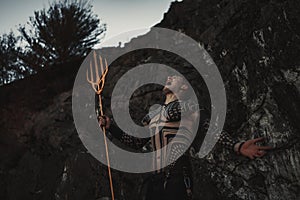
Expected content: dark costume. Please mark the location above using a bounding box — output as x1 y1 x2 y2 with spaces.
106 100 237 200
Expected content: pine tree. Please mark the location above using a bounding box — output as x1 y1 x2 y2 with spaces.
19 0 106 71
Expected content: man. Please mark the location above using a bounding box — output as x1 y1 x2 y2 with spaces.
99 75 272 200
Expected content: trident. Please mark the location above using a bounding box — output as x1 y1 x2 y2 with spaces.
86 51 115 200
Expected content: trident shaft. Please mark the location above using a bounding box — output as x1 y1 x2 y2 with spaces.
87 51 115 200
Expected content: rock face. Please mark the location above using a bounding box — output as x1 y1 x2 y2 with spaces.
156 0 300 199
155 0 300 199
0 0 300 200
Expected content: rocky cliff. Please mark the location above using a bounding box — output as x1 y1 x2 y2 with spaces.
0 0 299 199
156 0 300 199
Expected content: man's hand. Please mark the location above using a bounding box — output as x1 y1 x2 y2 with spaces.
239 137 273 159
98 116 111 130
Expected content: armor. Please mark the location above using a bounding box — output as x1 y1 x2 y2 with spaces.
106 99 237 200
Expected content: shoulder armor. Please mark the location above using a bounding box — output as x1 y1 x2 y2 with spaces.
141 106 161 125
165 100 201 121
165 100 182 121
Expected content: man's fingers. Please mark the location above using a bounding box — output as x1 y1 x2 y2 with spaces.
256 150 266 157
251 137 265 144
98 116 107 126
258 146 273 150
99 116 107 121
260 151 266 157
98 115 111 129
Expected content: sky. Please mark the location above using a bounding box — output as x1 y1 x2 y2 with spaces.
0 0 178 47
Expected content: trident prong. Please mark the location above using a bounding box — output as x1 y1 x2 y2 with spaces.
86 51 109 95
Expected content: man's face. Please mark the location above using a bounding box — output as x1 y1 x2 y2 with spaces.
163 75 187 94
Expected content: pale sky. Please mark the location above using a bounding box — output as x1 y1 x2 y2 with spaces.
0 0 178 47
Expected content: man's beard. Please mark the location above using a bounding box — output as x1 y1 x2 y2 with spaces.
163 86 172 95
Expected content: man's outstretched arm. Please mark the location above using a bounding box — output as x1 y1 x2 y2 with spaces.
217 131 273 159
99 116 150 150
